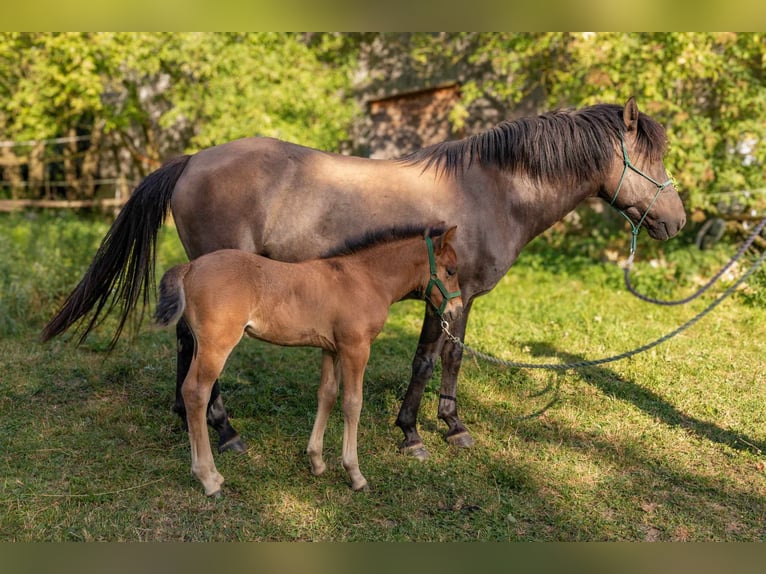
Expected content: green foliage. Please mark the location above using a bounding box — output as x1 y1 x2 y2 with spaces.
0 212 108 336
150 33 359 151
2 33 763 213
0 33 359 161
452 33 766 211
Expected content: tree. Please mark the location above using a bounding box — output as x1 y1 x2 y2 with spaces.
447 32 766 211
0 33 359 200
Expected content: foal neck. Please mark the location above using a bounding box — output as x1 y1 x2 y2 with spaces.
333 237 428 303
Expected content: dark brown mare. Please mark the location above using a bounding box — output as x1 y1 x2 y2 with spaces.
42 98 686 460
154 228 462 495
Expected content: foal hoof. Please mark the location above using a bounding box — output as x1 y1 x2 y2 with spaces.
218 436 247 454
400 442 431 461
446 431 474 448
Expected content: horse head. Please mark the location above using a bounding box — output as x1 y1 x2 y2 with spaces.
603 97 686 241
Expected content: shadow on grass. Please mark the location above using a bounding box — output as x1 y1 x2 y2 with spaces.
521 340 766 455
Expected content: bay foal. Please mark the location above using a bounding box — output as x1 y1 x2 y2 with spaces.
154 227 462 496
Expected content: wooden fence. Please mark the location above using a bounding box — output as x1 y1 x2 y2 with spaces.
0 196 128 213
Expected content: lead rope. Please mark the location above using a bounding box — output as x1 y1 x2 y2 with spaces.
441 243 766 370
624 214 766 305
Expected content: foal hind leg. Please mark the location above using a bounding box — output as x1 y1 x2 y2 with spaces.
438 299 474 448
395 307 444 460
174 318 245 453
306 351 341 477
183 356 226 497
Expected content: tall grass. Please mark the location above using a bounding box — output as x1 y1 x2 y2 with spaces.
1 211 764 541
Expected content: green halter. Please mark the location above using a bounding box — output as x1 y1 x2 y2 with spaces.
424 236 461 317
610 134 674 254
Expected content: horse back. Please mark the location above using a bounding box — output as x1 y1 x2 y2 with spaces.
171 138 465 257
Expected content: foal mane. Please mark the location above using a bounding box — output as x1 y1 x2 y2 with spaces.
322 225 446 259
399 103 668 183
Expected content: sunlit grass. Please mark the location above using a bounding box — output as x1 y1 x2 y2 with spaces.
1 212 765 541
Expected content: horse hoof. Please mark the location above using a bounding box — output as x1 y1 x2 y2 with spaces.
310 461 327 476
219 436 247 454
400 442 431 461
446 431 474 448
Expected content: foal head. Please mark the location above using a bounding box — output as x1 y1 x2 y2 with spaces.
422 227 462 322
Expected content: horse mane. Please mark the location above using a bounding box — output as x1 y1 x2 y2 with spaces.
398 103 668 183
322 225 446 258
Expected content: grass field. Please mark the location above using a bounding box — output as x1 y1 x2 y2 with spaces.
1 211 764 541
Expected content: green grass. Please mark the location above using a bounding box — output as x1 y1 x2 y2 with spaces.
1 212 765 541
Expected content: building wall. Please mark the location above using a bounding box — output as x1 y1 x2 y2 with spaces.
367 84 462 159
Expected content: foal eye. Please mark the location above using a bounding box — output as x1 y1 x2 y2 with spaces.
446 267 456 277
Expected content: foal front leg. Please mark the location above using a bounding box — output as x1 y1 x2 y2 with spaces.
338 344 370 491
306 351 341 476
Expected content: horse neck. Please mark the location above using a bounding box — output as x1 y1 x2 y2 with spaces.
342 238 427 303
502 173 602 245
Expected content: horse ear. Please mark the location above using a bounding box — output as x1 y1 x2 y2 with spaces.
623 97 639 132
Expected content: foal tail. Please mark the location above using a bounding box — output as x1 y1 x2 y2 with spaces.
154 264 190 328
40 154 192 348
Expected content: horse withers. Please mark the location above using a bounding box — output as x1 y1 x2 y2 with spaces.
154 227 462 496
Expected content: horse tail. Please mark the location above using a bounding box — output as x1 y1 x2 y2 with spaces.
154 263 190 327
40 154 192 348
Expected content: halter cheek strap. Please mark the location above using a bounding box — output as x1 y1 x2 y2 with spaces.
610 134 674 255
424 236 461 317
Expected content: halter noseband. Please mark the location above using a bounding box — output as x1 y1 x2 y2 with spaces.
609 133 673 255
424 236 461 317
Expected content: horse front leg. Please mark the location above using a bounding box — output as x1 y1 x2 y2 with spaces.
174 318 245 453
307 351 341 477
395 306 445 460
438 299 474 448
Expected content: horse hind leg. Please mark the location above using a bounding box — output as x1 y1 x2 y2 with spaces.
174 318 246 453
306 351 341 477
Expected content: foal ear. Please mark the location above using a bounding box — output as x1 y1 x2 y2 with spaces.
623 97 639 132
432 225 458 252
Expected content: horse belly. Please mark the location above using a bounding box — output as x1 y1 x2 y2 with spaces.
244 315 335 351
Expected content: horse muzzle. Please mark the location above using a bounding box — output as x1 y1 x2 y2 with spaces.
641 209 687 240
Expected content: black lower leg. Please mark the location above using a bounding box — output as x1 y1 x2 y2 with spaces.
395 308 443 453
207 382 246 453
395 351 436 449
173 319 193 428
438 301 474 447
